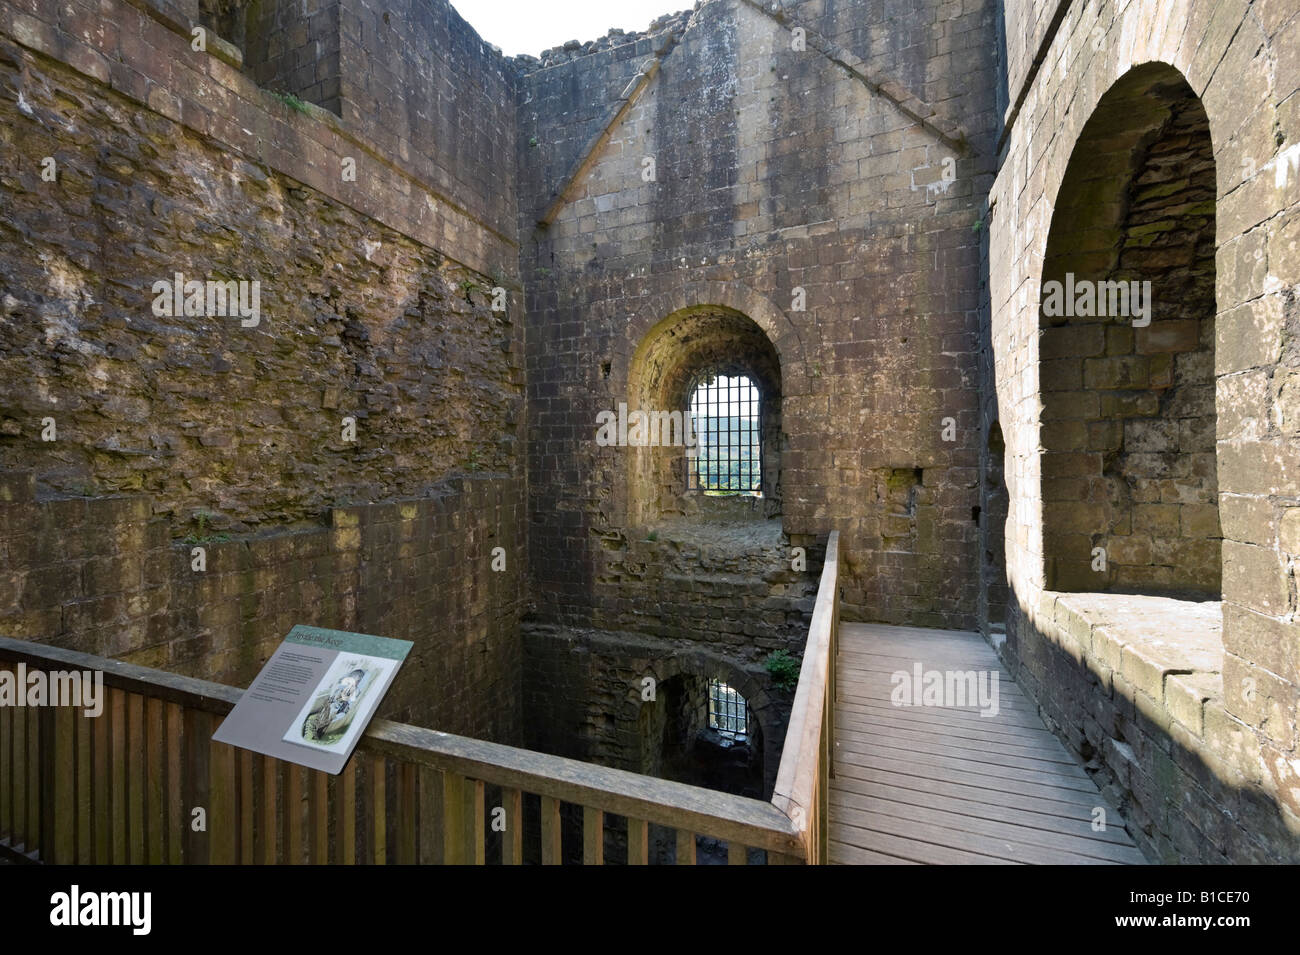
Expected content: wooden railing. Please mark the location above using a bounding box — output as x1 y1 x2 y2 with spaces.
0 531 840 865
771 529 839 864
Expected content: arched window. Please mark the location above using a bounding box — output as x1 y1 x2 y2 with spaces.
707 678 749 738
686 370 762 496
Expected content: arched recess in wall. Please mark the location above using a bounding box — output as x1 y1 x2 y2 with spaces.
1038 62 1219 598
625 305 783 526
631 653 778 799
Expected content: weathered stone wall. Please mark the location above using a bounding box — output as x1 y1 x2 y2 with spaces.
0 0 517 277
336 0 518 242
0 0 527 741
0 28 521 528
0 471 526 738
989 0 1300 862
194 0 518 242
204 0 345 114
518 0 1004 643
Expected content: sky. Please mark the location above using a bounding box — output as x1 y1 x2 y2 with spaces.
453 0 687 57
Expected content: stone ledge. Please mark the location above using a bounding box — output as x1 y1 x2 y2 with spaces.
1040 590 1223 736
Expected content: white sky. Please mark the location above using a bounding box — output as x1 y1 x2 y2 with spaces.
453 0 687 57
690 376 759 419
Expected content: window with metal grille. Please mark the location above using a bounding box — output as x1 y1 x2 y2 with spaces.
687 371 761 495
707 678 748 737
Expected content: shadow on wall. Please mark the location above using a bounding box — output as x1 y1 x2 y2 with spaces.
1001 586 1299 863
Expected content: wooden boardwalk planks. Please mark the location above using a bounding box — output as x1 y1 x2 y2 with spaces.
828 623 1145 865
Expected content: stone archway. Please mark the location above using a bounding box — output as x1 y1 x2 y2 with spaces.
625 304 785 527
629 649 782 799
1037 62 1219 598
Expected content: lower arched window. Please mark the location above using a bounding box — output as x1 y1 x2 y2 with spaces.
707 678 749 738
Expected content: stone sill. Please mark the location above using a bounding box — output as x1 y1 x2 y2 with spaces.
1038 591 1223 737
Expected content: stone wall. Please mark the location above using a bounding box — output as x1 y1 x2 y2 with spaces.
518 0 1004 639
0 37 520 526
989 0 1300 862
336 0 518 242
0 471 526 738
192 0 519 244
210 0 345 114
0 0 527 741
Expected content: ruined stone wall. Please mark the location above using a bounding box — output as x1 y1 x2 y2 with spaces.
0 49 518 523
989 0 1300 862
207 0 345 114
336 0 518 242
191 0 518 241
0 0 527 740
518 0 1004 646
0 471 524 737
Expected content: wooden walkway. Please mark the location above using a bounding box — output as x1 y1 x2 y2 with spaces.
829 623 1146 864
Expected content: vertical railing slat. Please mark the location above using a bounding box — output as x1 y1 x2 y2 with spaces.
675 830 696 865
26 701 40 858
417 765 441 864
372 755 387 865
165 703 183 864
338 759 357 865
728 842 748 865
127 693 145 864
0 665 10 847
262 754 279 865
183 709 211 864
396 762 415 865
239 750 254 864
208 738 238 864
49 703 75 864
110 689 126 863
285 763 304 865
94 697 111 863
582 805 603 865
463 776 484 865
627 817 647 865
440 770 465 864
539 795 561 865
76 706 92 864
501 786 523 865
145 697 164 865
13 704 28 854
309 770 329 864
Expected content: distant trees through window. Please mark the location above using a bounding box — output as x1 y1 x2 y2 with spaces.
687 371 762 496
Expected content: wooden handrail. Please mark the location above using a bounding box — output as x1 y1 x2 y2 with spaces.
363 723 799 853
770 530 840 863
0 530 842 865
0 636 801 862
